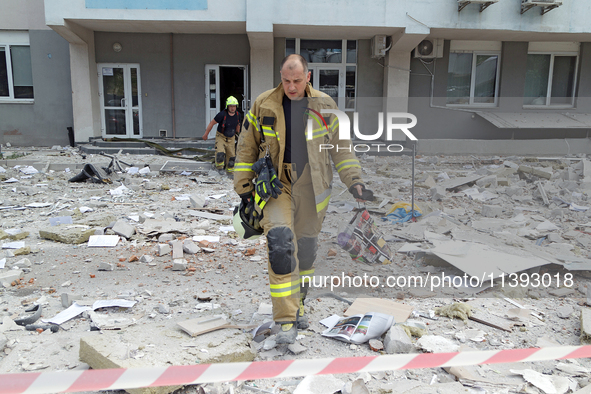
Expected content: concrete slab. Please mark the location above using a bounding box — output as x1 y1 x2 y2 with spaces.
79 318 255 394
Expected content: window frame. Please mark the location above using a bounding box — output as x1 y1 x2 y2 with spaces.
523 51 579 109
0 42 34 103
446 50 501 108
286 38 357 111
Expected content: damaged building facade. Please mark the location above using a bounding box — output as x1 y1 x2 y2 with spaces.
1 0 591 149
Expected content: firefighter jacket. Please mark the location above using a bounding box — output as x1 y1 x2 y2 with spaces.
234 83 363 216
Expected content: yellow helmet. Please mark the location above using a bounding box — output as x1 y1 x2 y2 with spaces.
226 96 239 107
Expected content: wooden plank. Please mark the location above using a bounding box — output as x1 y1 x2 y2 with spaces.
344 298 413 323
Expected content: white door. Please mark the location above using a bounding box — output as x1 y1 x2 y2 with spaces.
309 65 345 109
98 63 142 138
204 64 248 139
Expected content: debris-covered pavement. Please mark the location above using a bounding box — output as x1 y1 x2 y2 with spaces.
2 145 591 394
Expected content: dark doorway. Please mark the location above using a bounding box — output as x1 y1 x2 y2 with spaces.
220 66 245 118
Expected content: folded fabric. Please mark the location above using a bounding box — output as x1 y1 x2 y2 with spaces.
382 207 422 223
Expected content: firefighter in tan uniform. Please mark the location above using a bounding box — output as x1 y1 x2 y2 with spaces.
234 55 373 344
203 96 242 173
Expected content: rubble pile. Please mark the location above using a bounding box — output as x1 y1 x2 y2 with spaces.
1 146 591 394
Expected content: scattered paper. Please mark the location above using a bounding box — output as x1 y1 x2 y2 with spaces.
3 178 19 183
207 194 226 200
192 235 220 243
2 241 25 249
43 303 91 325
0 258 5 269
92 299 136 309
19 166 38 175
126 167 139 174
79 206 93 213
139 167 150 174
26 203 52 208
218 226 235 233
110 185 130 196
174 194 191 201
320 314 342 328
87 235 120 247
180 171 192 176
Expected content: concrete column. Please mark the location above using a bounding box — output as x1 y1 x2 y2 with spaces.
48 21 101 143
383 27 428 141
246 0 274 103
247 32 274 103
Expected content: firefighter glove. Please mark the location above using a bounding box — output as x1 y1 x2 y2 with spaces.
349 183 375 201
253 157 282 200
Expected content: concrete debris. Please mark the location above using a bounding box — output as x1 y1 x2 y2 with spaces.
98 262 114 271
111 220 135 239
171 259 187 271
190 194 206 208
38 225 95 244
171 240 183 259
581 308 591 344
342 379 370 394
287 342 307 355
293 375 345 394
139 254 154 263
416 335 459 353
3 150 591 392
157 243 171 256
383 324 414 354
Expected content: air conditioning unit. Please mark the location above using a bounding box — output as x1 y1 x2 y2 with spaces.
371 35 388 58
414 38 444 59
521 0 562 14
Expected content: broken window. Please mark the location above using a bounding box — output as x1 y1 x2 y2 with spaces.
446 52 500 106
0 44 34 100
524 53 577 106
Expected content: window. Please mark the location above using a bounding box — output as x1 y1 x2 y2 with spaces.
524 53 577 106
0 44 34 101
447 52 500 105
285 38 357 110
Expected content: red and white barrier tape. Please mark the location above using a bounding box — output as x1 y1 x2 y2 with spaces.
2 345 591 394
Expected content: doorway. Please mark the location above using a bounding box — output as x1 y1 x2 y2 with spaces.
205 65 248 138
97 63 142 138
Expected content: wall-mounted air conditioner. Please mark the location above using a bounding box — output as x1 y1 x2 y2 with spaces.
371 35 388 58
414 39 444 59
521 0 563 14
458 0 499 12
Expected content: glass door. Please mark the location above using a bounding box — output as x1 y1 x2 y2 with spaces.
310 65 345 109
205 65 220 139
98 63 142 138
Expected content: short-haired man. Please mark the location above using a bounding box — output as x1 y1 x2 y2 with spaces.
203 96 242 173
234 54 372 343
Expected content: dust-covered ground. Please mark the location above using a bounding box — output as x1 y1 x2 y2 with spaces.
1 145 591 394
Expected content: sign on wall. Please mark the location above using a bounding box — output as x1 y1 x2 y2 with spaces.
85 0 207 10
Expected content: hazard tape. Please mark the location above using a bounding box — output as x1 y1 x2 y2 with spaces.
2 345 591 394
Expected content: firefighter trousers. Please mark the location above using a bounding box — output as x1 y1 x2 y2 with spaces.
214 132 236 172
259 163 325 324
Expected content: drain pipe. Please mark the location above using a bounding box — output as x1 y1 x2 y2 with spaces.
170 33 176 139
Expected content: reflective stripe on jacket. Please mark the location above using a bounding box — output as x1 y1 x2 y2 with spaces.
234 83 362 215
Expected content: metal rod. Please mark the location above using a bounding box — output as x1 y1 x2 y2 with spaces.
170 33 176 139
411 141 415 219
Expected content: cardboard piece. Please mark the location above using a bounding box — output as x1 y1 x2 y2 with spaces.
177 316 255 337
343 298 413 323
